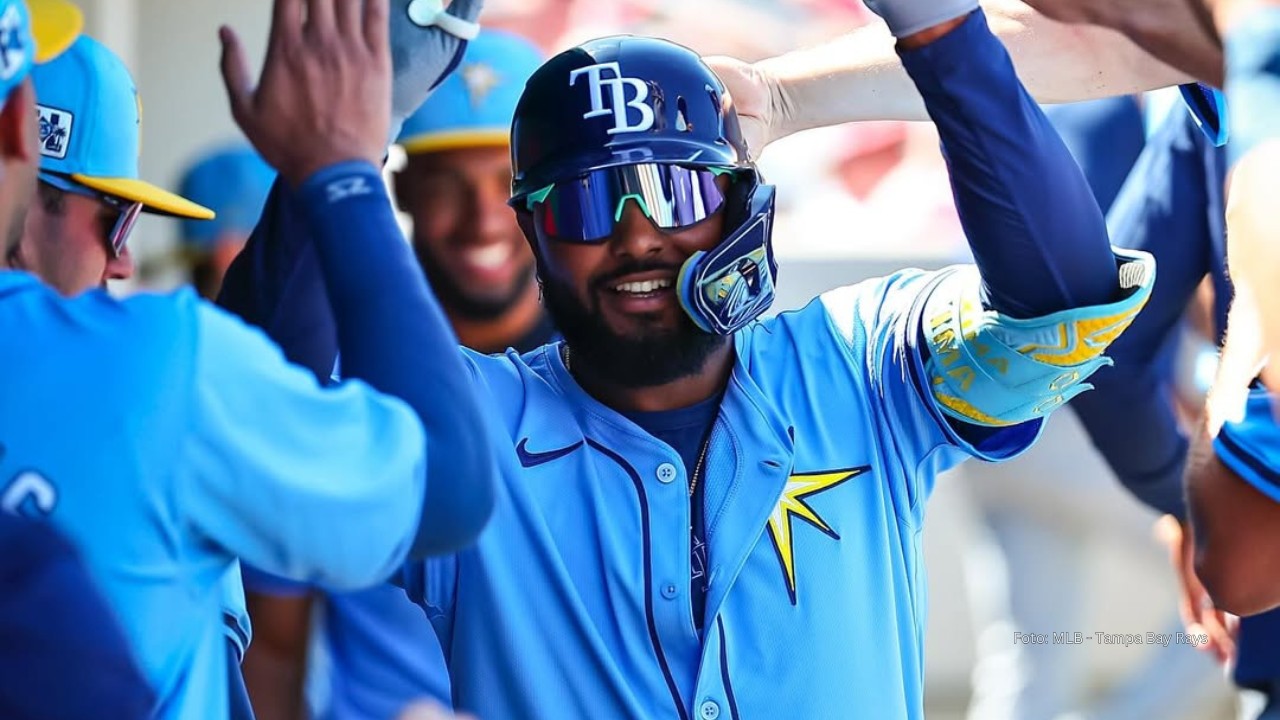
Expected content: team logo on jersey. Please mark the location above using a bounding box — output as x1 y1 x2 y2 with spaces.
569 62 655 135
0 5 27 82
766 466 868 605
37 105 73 160
2 471 58 518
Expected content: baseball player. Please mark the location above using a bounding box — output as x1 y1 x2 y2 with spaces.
175 145 276 300
0 13 153 719
241 29 550 720
19 32 267 719
224 1 1156 717
1 1 498 719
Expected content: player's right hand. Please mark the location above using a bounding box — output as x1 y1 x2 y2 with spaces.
1156 514 1239 665
219 0 392 186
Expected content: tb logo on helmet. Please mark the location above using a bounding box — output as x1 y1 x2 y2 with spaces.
569 62 654 135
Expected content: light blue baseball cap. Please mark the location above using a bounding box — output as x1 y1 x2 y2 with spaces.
177 144 275 249
396 29 543 155
32 34 212 219
0 0 82 101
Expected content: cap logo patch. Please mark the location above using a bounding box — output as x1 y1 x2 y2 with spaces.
569 62 654 135
37 104 73 160
0 5 28 82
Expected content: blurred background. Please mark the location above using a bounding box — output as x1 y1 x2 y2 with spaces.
78 1 1239 717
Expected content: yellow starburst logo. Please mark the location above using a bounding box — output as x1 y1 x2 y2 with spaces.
766 467 868 605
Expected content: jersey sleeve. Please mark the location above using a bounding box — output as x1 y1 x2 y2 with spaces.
176 302 428 591
1214 382 1280 504
820 271 1041 502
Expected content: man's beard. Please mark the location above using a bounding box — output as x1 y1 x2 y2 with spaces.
541 267 729 388
417 244 536 322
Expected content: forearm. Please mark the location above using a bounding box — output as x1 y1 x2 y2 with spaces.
215 179 338 383
901 9 1116 317
297 162 496 556
759 0 1187 132
1072 368 1189 518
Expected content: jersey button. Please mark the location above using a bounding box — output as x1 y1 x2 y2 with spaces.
699 700 721 720
656 462 678 484
661 583 678 600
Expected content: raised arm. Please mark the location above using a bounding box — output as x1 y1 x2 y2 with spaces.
707 0 1188 153
217 0 494 557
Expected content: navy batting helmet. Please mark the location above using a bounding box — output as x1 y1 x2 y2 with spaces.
509 35 778 336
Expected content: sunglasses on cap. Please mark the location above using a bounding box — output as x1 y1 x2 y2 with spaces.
39 171 143 258
522 164 734 244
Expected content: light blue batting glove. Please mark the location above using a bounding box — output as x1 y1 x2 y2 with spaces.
862 0 977 38
389 0 483 144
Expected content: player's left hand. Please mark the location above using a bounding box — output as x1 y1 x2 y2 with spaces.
1156 515 1239 665
389 0 484 144
703 56 777 159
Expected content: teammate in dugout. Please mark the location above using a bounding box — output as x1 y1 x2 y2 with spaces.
241 30 553 720
221 1 1157 718
0 0 500 717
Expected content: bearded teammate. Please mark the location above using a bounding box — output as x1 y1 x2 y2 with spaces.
1 0 498 718
222 0 1158 715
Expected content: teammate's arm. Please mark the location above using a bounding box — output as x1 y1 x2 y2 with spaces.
1070 108 1223 520
217 0 496 559
1187 287 1280 615
1220 3 1280 389
707 0 1188 153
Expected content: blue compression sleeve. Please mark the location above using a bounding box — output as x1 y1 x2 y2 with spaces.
897 9 1118 318
1042 97 1146 216
216 179 337 383
1068 110 1228 519
1226 8 1280 167
294 161 496 558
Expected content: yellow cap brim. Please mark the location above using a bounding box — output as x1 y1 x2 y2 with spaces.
29 0 83 63
71 174 215 220
399 129 509 155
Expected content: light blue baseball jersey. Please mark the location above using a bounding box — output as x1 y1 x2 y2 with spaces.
1215 381 1280 502
401 268 1041 720
0 271 428 720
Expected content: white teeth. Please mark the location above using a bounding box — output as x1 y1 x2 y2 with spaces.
614 279 672 294
464 244 513 270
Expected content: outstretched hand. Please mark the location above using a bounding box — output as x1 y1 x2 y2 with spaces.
220 0 392 186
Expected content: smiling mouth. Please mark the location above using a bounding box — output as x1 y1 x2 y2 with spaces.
611 278 674 295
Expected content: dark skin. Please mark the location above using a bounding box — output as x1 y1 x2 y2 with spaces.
1187 419 1280 617
393 146 542 353
520 201 732 413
